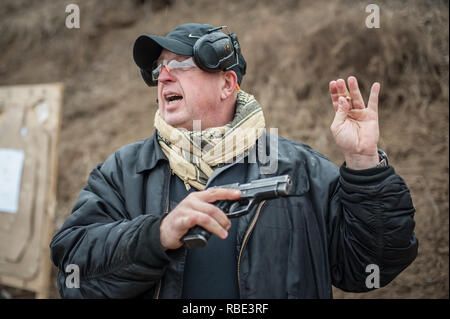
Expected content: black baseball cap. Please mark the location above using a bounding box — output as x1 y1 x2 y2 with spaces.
133 23 246 85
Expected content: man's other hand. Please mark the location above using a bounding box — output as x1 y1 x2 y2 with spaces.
329 76 381 170
159 188 241 250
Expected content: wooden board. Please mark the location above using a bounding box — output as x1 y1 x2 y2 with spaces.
0 83 63 298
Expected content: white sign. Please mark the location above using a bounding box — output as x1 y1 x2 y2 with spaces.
0 149 25 213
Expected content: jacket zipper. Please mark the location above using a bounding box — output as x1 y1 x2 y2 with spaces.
237 200 266 294
154 166 172 299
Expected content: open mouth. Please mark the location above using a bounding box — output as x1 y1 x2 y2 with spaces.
164 93 183 104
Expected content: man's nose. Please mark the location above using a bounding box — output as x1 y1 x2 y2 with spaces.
158 65 176 84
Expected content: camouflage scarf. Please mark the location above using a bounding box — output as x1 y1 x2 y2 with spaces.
154 90 266 190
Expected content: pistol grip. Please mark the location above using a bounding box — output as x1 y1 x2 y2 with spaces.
182 226 211 248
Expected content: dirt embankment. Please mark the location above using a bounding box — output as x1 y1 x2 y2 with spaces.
0 0 448 298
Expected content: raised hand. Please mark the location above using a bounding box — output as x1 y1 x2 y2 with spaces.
329 76 380 170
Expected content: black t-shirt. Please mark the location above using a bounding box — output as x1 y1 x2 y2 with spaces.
169 174 240 299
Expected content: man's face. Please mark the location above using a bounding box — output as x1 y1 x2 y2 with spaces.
156 49 224 130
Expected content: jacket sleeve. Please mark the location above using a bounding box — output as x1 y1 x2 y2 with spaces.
324 162 418 293
50 153 172 298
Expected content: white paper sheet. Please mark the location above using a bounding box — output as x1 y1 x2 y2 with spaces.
0 149 25 213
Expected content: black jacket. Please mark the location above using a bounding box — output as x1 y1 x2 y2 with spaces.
50 132 418 298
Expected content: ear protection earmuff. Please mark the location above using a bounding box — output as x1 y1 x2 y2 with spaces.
192 26 241 73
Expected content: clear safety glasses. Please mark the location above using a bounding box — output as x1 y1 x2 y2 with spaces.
151 57 198 83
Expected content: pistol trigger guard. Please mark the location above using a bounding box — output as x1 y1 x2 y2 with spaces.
229 202 241 213
216 200 231 214
226 198 256 218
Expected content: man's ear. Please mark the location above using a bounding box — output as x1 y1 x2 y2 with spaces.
221 70 238 100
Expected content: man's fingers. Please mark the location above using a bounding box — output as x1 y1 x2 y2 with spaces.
336 96 351 118
338 96 351 113
336 78 351 99
181 211 228 239
197 188 241 203
329 80 339 111
168 188 239 243
191 201 231 230
367 82 380 113
331 96 351 132
347 76 365 109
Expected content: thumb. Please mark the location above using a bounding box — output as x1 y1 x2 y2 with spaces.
333 96 350 124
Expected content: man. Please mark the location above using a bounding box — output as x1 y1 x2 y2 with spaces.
50 23 418 298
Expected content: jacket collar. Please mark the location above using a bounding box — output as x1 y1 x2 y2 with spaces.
136 131 168 174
